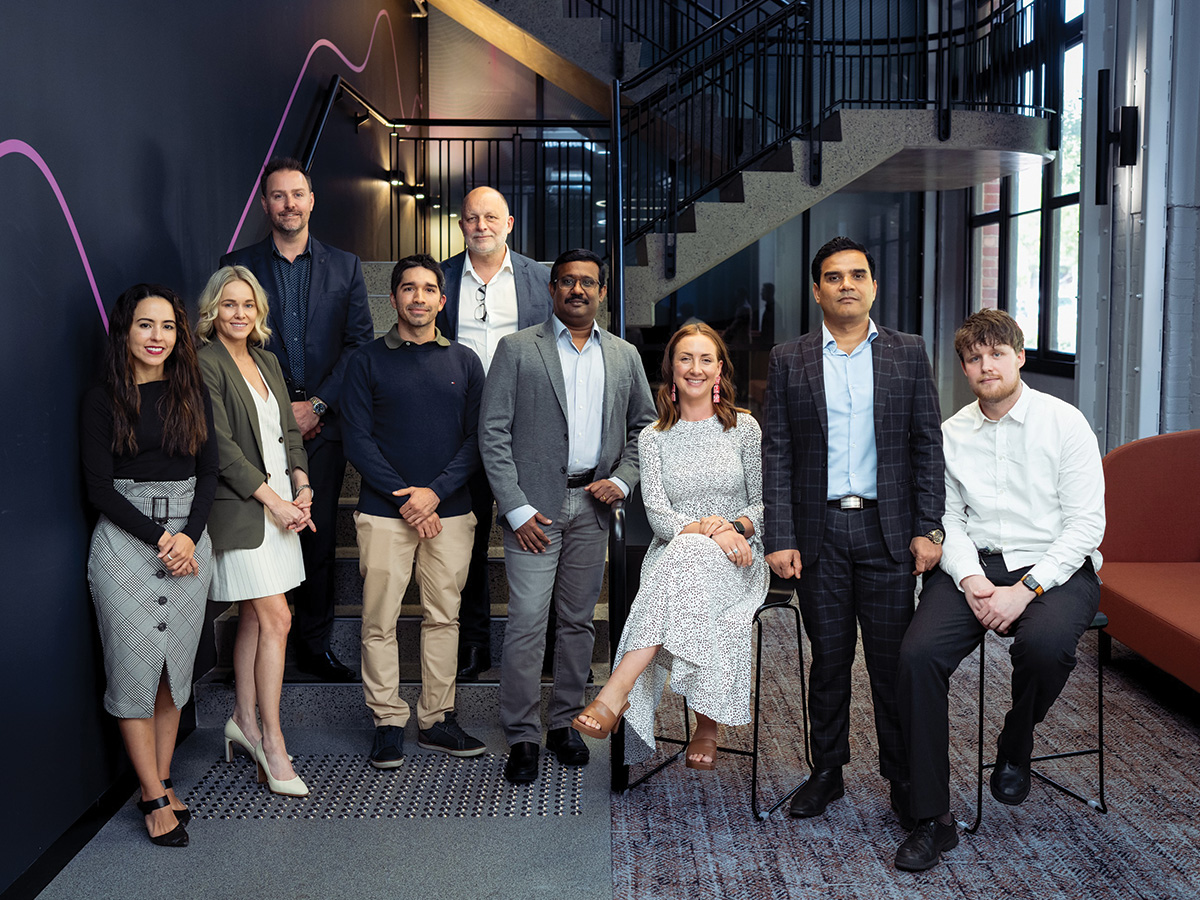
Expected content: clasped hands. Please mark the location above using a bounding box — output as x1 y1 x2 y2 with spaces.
684 515 753 568
961 573 1034 634
268 491 315 534
158 531 199 577
393 486 442 538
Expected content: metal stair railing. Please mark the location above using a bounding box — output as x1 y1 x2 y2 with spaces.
566 0 793 70
607 0 1060 329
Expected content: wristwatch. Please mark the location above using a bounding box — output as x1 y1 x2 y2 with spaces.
1020 573 1044 596
924 528 945 545
731 520 746 536
310 397 328 417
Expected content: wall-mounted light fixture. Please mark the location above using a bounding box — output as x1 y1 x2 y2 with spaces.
1095 68 1139 206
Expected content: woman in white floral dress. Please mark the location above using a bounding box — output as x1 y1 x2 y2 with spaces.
573 323 768 768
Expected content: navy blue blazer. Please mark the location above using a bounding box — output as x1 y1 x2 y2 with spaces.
436 249 551 340
220 235 374 446
762 326 945 565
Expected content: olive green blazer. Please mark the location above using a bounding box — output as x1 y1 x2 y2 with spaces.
198 340 308 551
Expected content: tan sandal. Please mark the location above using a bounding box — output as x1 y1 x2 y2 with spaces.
685 737 718 771
571 699 630 739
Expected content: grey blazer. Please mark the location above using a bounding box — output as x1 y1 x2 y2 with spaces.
198 340 308 551
479 318 656 529
436 249 551 340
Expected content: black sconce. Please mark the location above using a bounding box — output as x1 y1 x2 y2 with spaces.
1094 68 1139 206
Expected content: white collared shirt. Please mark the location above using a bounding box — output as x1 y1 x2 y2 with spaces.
456 245 518 374
939 382 1105 592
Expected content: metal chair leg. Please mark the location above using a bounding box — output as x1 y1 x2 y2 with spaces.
966 616 1108 833
751 600 810 820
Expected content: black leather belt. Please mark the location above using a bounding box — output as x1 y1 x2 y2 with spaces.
827 495 877 510
566 469 596 489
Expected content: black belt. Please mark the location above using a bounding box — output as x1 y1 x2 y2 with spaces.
566 469 596 489
828 495 877 510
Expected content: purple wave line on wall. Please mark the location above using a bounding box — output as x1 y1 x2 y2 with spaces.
0 139 109 332
227 7 424 253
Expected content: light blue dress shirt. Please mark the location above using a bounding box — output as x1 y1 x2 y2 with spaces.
823 319 879 500
504 316 629 530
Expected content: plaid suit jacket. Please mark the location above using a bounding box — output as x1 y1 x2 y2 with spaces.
762 325 945 565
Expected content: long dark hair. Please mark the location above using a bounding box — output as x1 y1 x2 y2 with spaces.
654 322 739 432
105 283 208 457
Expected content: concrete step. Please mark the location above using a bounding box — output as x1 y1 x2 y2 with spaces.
209 606 611 672
193 671 604 728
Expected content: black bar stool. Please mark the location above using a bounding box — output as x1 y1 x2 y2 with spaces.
964 612 1110 833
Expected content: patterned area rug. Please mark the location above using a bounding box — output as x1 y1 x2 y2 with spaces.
611 612 1200 900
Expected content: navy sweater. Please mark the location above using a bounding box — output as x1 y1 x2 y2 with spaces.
341 328 484 519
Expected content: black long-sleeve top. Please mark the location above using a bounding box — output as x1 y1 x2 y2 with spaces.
81 382 219 546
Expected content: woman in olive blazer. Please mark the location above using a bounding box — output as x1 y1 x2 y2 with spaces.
197 265 313 798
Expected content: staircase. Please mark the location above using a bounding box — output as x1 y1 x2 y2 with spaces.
427 0 1057 329
192 263 611 728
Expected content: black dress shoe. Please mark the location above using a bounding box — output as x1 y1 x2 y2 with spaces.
890 780 916 831
504 741 541 784
456 646 492 682
788 767 844 818
296 649 357 682
990 755 1031 806
895 818 959 871
546 728 590 766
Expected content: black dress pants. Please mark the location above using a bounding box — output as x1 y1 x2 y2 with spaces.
896 556 1100 821
795 507 914 782
293 436 346 657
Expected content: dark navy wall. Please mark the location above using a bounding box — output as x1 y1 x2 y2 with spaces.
0 2 419 891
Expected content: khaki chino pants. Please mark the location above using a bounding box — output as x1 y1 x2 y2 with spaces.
355 510 475 730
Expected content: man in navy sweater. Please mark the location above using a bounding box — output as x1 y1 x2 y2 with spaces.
341 254 487 765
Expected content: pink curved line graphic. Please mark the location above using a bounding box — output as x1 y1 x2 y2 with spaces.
0 139 109 331
228 8 424 253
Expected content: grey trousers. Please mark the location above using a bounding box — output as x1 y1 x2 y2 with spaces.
499 487 609 745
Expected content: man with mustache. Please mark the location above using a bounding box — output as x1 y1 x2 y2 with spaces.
341 255 488 766
763 235 946 828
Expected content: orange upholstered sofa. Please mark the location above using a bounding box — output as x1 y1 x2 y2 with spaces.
1098 429 1200 693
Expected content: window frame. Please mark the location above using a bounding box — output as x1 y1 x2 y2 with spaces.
967 5 1083 377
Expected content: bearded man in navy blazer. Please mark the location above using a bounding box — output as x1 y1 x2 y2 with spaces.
763 236 945 826
438 187 551 682
221 157 374 682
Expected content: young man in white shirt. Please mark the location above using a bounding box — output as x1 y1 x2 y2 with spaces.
893 309 1105 871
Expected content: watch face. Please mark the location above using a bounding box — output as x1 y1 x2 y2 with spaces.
732 520 745 535
926 529 945 545
311 398 327 416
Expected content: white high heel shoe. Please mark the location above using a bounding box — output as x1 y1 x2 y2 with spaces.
225 717 292 763
255 741 309 797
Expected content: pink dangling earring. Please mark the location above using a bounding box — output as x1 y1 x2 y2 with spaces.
671 383 677 402
713 380 721 404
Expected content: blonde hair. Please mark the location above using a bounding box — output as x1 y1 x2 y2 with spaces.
195 265 273 346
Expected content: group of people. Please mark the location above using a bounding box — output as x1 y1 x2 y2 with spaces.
83 156 1105 875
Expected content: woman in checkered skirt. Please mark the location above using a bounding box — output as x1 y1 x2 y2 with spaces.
82 284 217 847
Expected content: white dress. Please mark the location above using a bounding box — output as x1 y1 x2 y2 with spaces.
209 371 305 603
615 412 769 765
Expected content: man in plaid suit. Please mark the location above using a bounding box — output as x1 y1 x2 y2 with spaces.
763 236 945 826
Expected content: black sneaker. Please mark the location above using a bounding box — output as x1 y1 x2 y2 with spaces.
369 725 405 769
417 712 486 757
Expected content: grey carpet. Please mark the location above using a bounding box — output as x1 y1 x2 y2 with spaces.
613 624 1200 899
37 723 611 900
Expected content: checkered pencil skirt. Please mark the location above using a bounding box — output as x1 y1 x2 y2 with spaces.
87 478 213 718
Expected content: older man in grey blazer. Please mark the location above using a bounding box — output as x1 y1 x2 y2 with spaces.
480 248 656 783
438 186 551 681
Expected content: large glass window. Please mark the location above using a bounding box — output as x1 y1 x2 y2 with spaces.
967 6 1081 371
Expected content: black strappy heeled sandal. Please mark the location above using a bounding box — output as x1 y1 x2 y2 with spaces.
161 778 191 827
136 795 188 847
